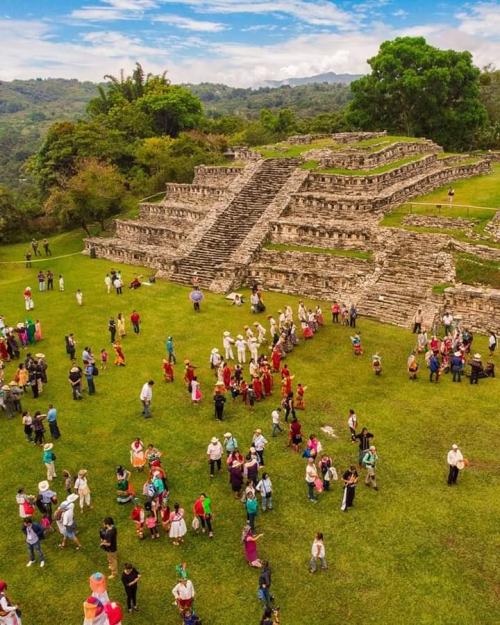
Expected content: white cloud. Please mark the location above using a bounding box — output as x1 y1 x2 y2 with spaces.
70 0 158 21
241 24 279 32
153 14 227 31
393 8 408 18
164 0 357 29
456 3 500 39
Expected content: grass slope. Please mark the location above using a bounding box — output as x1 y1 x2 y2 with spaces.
0 231 499 625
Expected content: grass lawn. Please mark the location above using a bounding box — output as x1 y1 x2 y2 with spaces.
454 253 500 289
0 231 499 625
380 164 500 250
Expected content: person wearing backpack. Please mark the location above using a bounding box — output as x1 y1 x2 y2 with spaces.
362 446 379 491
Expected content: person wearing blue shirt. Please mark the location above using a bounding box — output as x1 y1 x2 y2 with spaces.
22 518 45 567
429 354 440 383
84 362 96 395
450 351 463 383
47 404 60 439
166 336 176 364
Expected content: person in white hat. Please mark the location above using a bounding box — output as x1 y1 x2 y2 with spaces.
450 351 464 382
57 494 82 550
74 469 92 512
206 437 223 478
209 348 221 372
42 443 57 481
252 429 268 466
248 337 260 363
235 335 246 364
222 331 235 361
470 354 483 385
447 444 464 485
253 322 267 344
223 432 238 455
362 446 379 490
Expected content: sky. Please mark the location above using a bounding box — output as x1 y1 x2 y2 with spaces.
0 0 499 86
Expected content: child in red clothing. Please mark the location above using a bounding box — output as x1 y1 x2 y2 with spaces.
296 383 306 409
100 349 108 371
162 358 174 382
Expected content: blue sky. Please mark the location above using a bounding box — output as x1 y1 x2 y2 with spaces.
0 1 499 85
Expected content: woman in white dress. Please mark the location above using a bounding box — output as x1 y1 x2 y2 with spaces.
168 503 187 545
74 469 92 511
117 313 126 338
129 439 146 471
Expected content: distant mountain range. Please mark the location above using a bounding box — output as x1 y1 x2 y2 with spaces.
263 72 363 87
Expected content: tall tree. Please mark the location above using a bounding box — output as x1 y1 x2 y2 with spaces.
347 37 487 150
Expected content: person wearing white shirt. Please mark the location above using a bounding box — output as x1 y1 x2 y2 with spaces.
207 437 223 477
253 322 266 343
256 473 273 511
58 495 82 549
271 408 283 437
309 532 327 572
235 335 246 364
139 380 154 418
447 443 464 485
305 458 319 502
442 312 453 335
347 409 357 441
0 581 21 625
172 579 195 611
222 331 235 361
252 429 268 466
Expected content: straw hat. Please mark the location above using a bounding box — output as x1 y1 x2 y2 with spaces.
454 351 461 357
1 385 9 391
223 331 230 337
38 480 49 492
224 432 232 438
369 445 376 451
78 469 88 477
70 366 79 373
184 359 190 365
452 443 458 450
237 334 243 340
66 493 78 504
232 460 242 468
211 348 219 354
43 443 54 451
473 353 481 359
35 353 45 359
255 429 262 435
211 436 219 444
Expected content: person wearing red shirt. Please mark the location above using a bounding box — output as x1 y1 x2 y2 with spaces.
331 302 340 323
130 311 140 334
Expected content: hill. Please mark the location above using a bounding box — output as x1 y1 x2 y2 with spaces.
187 81 352 117
264 71 362 87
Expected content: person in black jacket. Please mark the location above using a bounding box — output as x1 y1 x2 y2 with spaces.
100 517 118 578
121 563 140 613
22 518 45 567
214 393 226 421
108 318 117 343
258 560 273 608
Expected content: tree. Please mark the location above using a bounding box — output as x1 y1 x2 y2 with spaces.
0 186 26 242
44 159 128 234
347 37 488 150
138 85 203 136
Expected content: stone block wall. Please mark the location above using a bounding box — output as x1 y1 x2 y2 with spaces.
193 165 244 188
114 219 186 247
442 286 500 334
485 212 500 242
165 183 228 203
269 219 373 251
139 202 208 223
320 140 440 170
302 154 438 194
287 131 387 145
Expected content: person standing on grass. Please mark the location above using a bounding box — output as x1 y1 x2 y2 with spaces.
76 289 83 306
84 361 96 396
108 317 116 344
66 334 76 360
58 274 64 291
166 336 176 364
447 444 464 486
172 578 195 612
105 274 112 294
355 428 374 466
42 443 56 481
121 563 140 614
429 352 440 383
252 429 268 466
362 446 379 491
0 580 22 625
258 561 273 607
140 380 154 418
207 437 223 478
57 494 82 550
68 365 82 400
193 493 214 538
309 532 327 573
117 313 126 339
43 239 51 256
100 517 118 579
489 331 497 356
74 469 92 512
213 392 226 421
246 491 258 531
412 308 423 334
340 465 358 512
46 270 54 290
271 407 283 437
256 473 273 511
25 250 32 268
447 187 455 204
47 404 60 440
169 503 187 546
347 409 357 441
130 310 140 335
305 457 319 503
22 518 45 567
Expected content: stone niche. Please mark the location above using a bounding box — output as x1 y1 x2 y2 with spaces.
193 165 244 188
269 220 372 251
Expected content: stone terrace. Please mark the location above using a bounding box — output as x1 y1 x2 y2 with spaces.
85 133 496 332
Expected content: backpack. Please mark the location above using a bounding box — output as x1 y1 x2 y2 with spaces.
54 507 64 521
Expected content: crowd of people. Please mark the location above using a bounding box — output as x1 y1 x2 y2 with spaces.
0 259 492 625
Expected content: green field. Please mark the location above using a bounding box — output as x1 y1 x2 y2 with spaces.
0 231 499 625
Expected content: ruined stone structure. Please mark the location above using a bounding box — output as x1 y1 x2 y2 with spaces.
85 133 499 333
